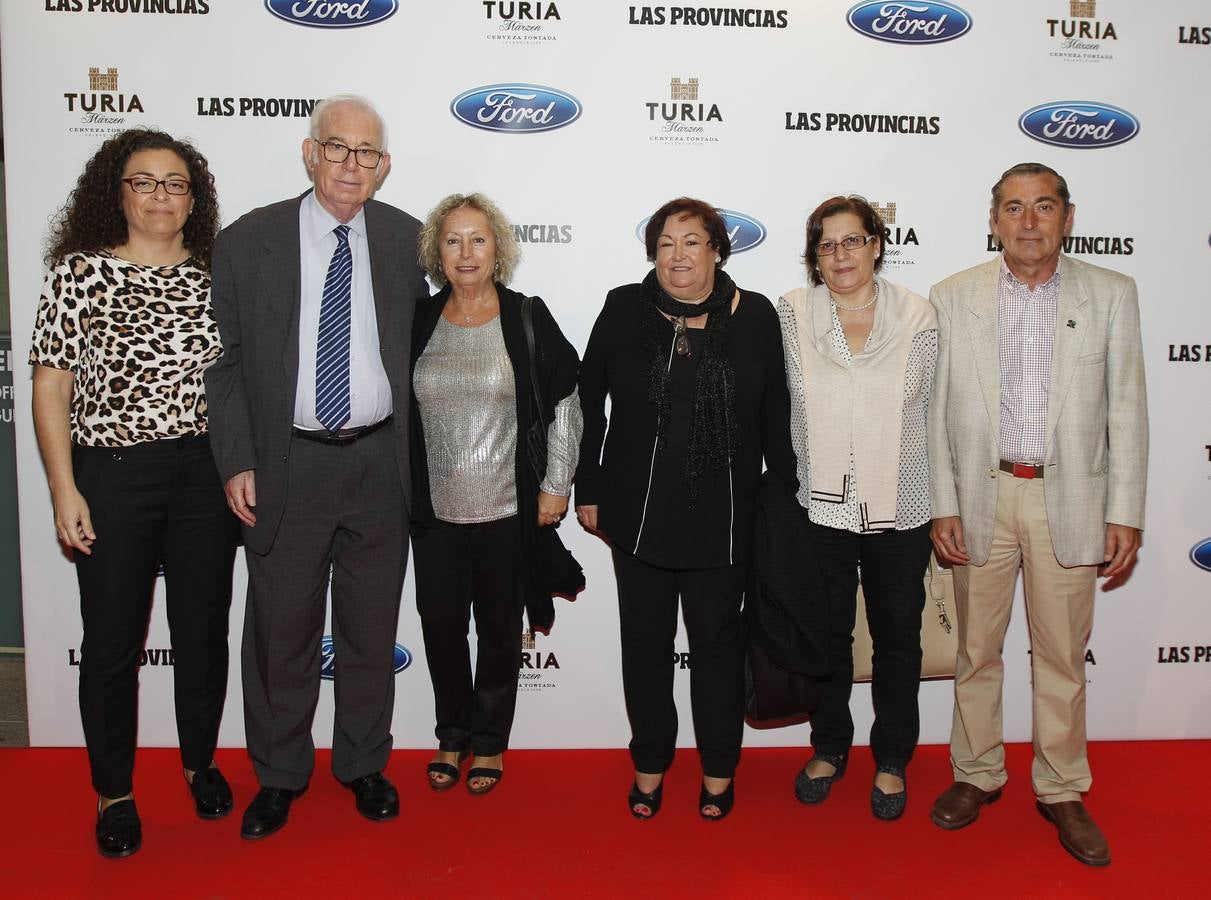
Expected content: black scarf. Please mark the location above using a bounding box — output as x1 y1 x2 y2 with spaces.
641 268 740 503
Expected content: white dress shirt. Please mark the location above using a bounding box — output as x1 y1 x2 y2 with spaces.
293 192 393 430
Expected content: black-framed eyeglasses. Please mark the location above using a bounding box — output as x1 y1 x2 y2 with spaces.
816 233 877 256
122 177 191 196
318 140 384 169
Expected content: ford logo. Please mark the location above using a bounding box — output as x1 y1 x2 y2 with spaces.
635 209 767 255
264 0 398 29
320 636 412 680
1018 101 1140 149
451 84 582 133
1192 539 1211 572
846 2 973 44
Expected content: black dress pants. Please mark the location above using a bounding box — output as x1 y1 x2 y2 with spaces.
413 515 523 757
612 547 747 779
72 435 238 798
807 520 932 768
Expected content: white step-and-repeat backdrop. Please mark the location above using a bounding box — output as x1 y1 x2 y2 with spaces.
3 2 1209 751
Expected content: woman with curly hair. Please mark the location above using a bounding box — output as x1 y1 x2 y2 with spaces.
574 197 796 821
30 129 238 858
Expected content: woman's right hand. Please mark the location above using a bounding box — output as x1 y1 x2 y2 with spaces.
52 486 95 555
575 504 599 532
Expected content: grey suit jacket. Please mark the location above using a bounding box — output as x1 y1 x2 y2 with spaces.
927 255 1147 567
204 192 427 555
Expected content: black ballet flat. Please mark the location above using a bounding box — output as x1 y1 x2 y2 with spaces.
628 781 664 820
794 752 848 805
699 780 734 821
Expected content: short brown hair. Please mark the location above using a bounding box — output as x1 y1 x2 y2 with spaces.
990 162 1071 219
643 197 731 264
802 195 885 287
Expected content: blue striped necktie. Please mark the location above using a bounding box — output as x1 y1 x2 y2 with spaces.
315 224 352 432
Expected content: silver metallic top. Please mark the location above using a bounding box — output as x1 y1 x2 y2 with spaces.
414 315 582 524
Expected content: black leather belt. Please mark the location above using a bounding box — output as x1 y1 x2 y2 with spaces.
1000 459 1044 479
292 416 391 447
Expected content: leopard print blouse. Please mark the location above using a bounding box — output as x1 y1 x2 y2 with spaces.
29 252 220 447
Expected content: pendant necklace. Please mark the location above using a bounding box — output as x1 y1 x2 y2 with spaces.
674 316 691 357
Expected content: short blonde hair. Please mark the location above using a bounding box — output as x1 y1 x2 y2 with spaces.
418 193 521 287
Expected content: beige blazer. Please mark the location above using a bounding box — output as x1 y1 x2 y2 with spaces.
927 255 1147 567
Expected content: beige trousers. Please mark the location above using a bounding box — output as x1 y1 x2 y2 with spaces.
950 471 1097 803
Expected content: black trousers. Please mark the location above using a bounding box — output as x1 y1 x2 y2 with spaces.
807 520 932 768
413 516 523 757
612 547 747 779
72 435 238 798
242 427 407 789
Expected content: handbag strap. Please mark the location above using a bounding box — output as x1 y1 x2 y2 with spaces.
520 297 546 428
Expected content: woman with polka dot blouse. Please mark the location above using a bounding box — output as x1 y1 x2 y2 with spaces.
777 195 938 822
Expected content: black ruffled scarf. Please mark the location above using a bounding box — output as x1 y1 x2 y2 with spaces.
640 268 740 504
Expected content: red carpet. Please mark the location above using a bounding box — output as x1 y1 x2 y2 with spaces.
0 741 1205 898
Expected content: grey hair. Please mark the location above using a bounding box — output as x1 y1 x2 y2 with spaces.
418 193 522 287
990 162 1071 219
309 94 388 150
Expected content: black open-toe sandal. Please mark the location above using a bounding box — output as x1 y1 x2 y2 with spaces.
699 780 734 821
628 781 664 820
427 750 469 792
467 766 503 795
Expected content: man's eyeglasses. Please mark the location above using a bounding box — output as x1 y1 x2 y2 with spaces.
122 177 191 196
318 140 384 169
816 234 877 256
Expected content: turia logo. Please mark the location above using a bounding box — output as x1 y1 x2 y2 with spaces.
264 0 397 28
846 2 972 44
1191 539 1211 572
1018 101 1138 148
451 84 581 133
319 636 412 680
634 210 766 254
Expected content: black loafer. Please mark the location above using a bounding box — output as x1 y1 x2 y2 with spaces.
96 798 142 859
240 785 305 840
344 771 399 821
188 767 234 819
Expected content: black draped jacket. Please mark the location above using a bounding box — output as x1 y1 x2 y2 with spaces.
409 282 581 630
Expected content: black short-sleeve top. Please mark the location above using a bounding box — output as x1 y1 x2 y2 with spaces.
29 251 220 447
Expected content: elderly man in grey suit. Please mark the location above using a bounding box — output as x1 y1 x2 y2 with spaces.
205 94 427 840
927 163 1146 867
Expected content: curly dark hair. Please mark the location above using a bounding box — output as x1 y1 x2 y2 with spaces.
45 128 219 269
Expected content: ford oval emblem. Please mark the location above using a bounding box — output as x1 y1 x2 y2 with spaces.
634 209 767 255
264 0 398 29
846 2 973 44
320 637 412 680
451 84 582 133
1192 539 1211 572
1019 101 1140 149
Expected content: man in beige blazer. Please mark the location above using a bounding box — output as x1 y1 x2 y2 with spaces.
927 163 1146 867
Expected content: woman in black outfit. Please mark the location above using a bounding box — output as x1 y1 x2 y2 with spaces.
575 197 796 820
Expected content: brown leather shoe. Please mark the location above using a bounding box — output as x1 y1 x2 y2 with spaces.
929 781 1003 830
1036 800 1111 867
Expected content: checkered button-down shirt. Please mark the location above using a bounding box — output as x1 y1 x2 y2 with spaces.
998 258 1060 465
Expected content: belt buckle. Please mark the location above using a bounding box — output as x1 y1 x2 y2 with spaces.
1012 462 1037 479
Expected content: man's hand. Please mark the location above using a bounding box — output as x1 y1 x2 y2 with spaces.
931 515 971 565
225 470 257 527
538 491 567 527
1100 523 1140 578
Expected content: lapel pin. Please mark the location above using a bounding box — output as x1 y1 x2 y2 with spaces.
1066 319 1076 328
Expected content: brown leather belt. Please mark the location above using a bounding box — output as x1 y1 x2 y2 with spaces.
1000 459 1044 479
292 416 391 447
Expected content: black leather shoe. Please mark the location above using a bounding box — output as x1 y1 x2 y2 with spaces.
188 767 234 819
240 786 305 840
96 798 142 859
344 771 399 821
